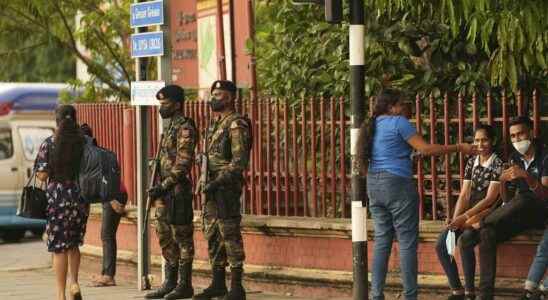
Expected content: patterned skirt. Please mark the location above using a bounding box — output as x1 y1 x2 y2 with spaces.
45 181 89 253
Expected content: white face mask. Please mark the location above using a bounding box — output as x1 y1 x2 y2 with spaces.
512 139 531 155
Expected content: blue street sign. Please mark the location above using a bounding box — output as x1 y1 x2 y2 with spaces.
131 32 164 58
130 0 164 28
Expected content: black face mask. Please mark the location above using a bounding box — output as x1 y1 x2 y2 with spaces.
159 102 178 119
209 97 225 112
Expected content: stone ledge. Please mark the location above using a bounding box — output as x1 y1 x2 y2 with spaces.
89 205 543 244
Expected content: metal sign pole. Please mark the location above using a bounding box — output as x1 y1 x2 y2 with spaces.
132 0 167 290
135 0 150 291
136 55 151 290
136 105 151 291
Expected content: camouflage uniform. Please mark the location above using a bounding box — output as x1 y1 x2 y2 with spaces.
203 111 251 269
154 114 197 267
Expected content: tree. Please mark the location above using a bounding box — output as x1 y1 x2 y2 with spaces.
255 0 548 99
255 1 348 101
0 36 75 82
0 0 134 102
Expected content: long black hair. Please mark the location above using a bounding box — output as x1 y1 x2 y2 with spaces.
51 105 84 181
357 89 402 173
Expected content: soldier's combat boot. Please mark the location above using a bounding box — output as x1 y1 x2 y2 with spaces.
192 267 227 299
223 267 246 300
144 263 178 299
165 263 194 299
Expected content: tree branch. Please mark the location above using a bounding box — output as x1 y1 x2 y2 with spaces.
91 28 133 84
50 1 130 99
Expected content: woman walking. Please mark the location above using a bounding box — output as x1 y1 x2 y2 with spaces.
35 105 87 300
360 89 477 300
435 124 503 300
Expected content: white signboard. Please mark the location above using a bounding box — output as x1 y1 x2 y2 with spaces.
131 81 165 106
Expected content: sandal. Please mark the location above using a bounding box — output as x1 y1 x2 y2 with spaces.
89 276 116 287
70 283 82 300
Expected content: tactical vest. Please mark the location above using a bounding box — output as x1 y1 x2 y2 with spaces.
159 115 196 185
206 112 251 173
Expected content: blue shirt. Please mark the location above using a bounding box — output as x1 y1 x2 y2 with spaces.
369 116 417 178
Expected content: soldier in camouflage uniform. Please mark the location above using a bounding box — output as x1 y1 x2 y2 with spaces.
145 85 197 300
193 80 251 300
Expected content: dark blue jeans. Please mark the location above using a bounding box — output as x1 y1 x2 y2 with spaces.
367 171 419 300
525 227 548 290
435 228 480 292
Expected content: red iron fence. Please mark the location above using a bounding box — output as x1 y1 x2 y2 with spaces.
75 89 546 220
411 90 545 220
186 97 349 218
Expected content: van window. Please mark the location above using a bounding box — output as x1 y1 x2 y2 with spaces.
18 127 54 161
0 128 13 160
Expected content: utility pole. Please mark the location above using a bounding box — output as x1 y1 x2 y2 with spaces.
348 0 368 299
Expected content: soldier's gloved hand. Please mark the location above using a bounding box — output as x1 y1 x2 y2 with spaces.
148 185 167 199
203 180 221 194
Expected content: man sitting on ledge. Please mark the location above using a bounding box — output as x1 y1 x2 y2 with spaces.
478 116 548 300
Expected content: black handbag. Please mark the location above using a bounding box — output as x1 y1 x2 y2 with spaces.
17 169 48 220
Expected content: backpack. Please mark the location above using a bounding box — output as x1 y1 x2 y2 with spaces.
79 136 121 203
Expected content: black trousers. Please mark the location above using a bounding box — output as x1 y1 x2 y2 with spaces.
101 202 122 277
479 193 545 299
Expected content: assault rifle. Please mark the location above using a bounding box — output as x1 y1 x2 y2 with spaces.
142 133 164 289
195 129 209 201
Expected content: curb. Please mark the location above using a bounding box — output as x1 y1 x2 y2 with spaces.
80 245 524 297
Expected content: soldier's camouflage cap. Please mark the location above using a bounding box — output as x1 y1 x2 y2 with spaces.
156 85 185 102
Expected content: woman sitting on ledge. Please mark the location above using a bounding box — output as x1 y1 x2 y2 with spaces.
435 124 503 300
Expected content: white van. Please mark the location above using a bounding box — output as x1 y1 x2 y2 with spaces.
0 83 68 242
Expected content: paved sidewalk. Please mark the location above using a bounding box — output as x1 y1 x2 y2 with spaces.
0 238 308 299
0 267 520 300
0 268 316 300
0 235 51 272
0 238 519 300
0 268 143 300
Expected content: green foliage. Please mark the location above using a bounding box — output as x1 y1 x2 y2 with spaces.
0 0 134 102
255 0 548 98
255 1 349 101
0 36 75 82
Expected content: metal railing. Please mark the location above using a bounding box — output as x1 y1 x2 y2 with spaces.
75 89 546 220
